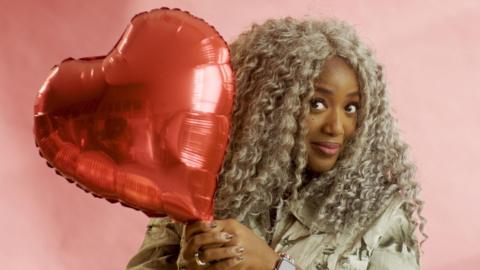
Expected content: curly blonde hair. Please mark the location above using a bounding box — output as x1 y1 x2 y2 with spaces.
213 17 426 245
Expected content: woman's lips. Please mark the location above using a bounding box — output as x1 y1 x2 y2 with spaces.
311 142 340 155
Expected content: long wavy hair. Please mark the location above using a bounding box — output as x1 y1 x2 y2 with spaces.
213 17 427 245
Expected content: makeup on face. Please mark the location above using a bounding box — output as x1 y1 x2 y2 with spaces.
305 56 360 173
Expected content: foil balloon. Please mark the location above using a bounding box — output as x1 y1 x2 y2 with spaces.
33 8 234 222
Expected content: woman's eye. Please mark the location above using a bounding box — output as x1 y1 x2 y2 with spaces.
346 103 359 114
310 99 326 110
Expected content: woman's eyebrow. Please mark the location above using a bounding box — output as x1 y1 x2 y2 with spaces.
315 87 360 97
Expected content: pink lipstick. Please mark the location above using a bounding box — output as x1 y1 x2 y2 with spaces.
311 142 340 155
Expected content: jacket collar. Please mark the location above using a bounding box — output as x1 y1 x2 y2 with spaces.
288 195 332 233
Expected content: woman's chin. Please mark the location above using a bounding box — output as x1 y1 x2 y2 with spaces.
306 158 337 173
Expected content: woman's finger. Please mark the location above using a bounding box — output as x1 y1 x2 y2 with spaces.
185 221 218 239
183 231 234 258
202 245 244 263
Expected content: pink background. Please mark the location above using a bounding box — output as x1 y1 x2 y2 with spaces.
1 0 479 269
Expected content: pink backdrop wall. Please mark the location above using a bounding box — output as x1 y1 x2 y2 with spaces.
2 0 479 269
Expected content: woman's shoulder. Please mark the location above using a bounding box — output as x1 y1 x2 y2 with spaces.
125 217 184 269
147 216 174 227
361 193 416 248
147 216 185 237
332 194 420 269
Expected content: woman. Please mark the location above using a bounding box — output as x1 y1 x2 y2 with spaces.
125 17 426 270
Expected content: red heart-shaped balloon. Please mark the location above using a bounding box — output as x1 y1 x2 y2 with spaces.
33 8 234 222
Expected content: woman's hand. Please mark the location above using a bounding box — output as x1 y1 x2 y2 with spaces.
184 219 280 270
183 220 241 270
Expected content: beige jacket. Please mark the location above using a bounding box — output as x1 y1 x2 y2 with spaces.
125 193 420 270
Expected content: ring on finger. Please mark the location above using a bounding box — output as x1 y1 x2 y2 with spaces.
194 251 208 266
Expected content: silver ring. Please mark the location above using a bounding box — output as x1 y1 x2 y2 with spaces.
194 251 208 266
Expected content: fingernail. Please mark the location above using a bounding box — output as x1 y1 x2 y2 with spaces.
210 222 217 228
223 232 233 240
235 246 244 254
236 255 244 261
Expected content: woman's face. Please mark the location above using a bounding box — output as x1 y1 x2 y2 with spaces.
305 56 360 173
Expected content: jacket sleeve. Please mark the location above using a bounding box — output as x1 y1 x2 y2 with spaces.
366 205 421 270
125 217 183 270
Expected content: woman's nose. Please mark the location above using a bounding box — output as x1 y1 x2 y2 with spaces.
321 109 344 136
